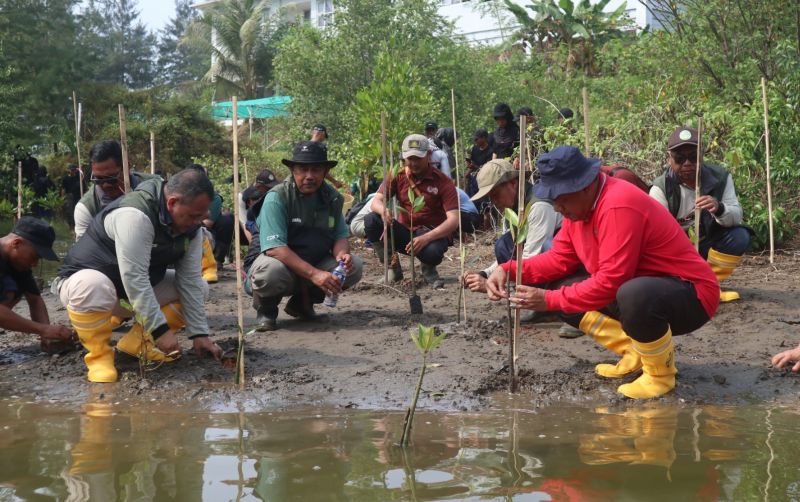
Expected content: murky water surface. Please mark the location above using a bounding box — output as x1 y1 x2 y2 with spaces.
0 396 798 501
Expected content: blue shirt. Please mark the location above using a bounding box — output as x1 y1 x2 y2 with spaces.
458 188 478 214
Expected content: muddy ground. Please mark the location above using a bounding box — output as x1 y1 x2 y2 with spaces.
2 235 800 411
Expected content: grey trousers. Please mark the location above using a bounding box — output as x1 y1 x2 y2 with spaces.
248 253 364 315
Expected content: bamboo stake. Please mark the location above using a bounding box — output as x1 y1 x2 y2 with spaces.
694 117 704 252
510 115 526 393
232 96 246 388
451 89 467 323
582 87 591 156
17 161 22 220
72 91 84 197
243 157 249 186
118 105 131 193
149 131 156 174
379 112 390 284
761 77 775 264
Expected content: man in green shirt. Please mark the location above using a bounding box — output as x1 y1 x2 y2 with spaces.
248 142 363 331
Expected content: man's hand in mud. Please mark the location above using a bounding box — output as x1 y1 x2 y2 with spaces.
156 330 181 357
510 284 547 311
772 345 800 373
193 337 223 361
486 268 509 301
463 271 487 292
40 324 74 341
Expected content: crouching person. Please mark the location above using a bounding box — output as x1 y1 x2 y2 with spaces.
248 141 363 331
54 170 222 382
486 146 720 399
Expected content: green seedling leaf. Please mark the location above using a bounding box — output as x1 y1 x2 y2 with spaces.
407 187 417 205
504 208 519 227
413 197 426 213
516 221 530 244
396 206 408 215
430 330 447 351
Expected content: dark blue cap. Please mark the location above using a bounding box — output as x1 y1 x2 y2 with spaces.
533 146 601 200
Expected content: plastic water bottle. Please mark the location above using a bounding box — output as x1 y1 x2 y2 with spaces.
323 260 347 307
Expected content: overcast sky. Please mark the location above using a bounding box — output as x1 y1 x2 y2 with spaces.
137 0 176 33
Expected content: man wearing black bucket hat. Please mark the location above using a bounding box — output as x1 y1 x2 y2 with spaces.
0 217 74 347
485 146 720 399
248 141 363 331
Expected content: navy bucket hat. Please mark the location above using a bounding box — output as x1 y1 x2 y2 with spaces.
534 146 601 200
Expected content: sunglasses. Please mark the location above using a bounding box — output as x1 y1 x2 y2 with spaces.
90 174 121 186
670 151 698 165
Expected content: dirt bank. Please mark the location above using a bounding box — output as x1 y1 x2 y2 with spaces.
2 236 800 411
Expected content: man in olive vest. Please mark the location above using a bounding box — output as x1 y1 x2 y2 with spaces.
55 169 223 382
248 141 363 331
650 127 751 302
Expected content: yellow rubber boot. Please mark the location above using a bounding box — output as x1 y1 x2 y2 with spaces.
201 235 218 283
579 311 642 378
67 309 118 383
618 329 677 399
707 248 742 302
116 322 179 362
109 315 125 330
69 401 114 475
161 302 186 331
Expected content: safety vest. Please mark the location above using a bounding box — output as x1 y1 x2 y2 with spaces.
78 171 162 217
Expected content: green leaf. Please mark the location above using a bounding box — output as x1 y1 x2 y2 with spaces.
516 221 530 244
504 208 519 227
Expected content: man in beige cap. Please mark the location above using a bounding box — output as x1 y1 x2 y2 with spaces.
463 159 562 293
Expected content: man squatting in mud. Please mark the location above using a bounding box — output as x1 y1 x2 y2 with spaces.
486 146 721 399
54 169 223 382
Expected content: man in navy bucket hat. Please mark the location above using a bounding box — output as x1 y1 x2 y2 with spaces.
485 145 721 399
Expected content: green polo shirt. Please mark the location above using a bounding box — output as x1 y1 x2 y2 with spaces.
257 188 348 252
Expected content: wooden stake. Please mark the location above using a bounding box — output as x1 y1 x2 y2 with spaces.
761 77 775 264
232 96 246 388
17 161 22 220
72 91 84 197
510 115 526 393
380 111 390 284
582 87 591 156
451 89 467 323
150 131 156 174
243 157 249 186
118 105 131 193
694 117 704 252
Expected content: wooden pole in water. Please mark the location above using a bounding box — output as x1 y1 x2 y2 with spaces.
118 105 131 193
694 117 704 252
150 131 156 174
582 87 591 156
761 77 775 264
232 96 246 388
380 111 390 284
510 115 526 393
451 88 467 323
72 91 84 197
17 161 22 220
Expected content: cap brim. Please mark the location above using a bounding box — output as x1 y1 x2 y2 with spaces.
281 159 338 168
402 150 427 159
34 244 59 261
668 140 698 151
470 183 496 201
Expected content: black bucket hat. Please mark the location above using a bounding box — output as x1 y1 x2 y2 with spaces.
281 141 338 169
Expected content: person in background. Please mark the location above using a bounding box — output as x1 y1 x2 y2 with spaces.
61 164 84 229
457 187 480 234
237 169 280 243
435 128 457 178
1 217 74 352
309 122 347 191
491 103 520 160
424 120 438 140
185 164 232 284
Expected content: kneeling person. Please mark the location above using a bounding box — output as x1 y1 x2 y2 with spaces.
249 141 363 331
56 170 222 382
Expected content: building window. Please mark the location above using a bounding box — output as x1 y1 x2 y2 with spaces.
317 0 334 27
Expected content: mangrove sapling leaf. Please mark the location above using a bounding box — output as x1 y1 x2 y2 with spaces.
400 324 448 447
504 207 519 228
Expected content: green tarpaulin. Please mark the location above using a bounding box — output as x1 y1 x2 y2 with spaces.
211 96 291 120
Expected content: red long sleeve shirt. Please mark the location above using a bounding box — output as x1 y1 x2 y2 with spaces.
502 175 720 317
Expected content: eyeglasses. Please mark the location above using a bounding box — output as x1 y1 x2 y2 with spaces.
90 174 121 186
670 151 697 165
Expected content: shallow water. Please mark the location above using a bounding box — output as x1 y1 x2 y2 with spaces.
0 395 798 501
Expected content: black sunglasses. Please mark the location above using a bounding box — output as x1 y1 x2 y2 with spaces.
90 174 121 186
670 151 698 165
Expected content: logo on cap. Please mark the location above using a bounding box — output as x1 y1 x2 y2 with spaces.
409 140 420 148
679 130 692 141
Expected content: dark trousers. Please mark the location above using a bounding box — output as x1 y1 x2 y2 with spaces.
210 213 235 263
699 225 750 259
540 272 710 343
460 211 480 234
363 212 449 266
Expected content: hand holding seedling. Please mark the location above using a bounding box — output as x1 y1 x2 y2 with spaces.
462 271 487 292
193 337 223 361
156 329 181 356
510 284 547 310
486 268 509 301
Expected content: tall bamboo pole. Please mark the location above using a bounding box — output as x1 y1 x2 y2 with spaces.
118 105 131 193
582 87 591 156
150 131 156 174
232 96 246 388
380 111 390 284
761 77 775 264
694 117 704 252
243 157 249 186
17 161 22 220
451 89 467 323
510 115 526 393
72 91 84 197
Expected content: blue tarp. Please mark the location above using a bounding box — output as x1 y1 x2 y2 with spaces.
211 96 291 120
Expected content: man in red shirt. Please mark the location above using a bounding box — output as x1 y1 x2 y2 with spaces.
366 134 459 289
486 146 720 399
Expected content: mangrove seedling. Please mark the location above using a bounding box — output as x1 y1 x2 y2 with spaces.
504 203 531 391
400 324 447 447
398 187 426 314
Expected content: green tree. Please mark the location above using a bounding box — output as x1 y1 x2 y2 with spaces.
156 0 208 87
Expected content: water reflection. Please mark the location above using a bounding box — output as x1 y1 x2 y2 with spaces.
0 396 797 501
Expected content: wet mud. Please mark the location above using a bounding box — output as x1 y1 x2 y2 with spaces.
2 238 800 411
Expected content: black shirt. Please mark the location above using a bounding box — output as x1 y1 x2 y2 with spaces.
470 142 494 169
491 122 520 159
0 254 40 297
61 173 82 200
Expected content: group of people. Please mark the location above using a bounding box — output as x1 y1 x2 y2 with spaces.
2 115 800 400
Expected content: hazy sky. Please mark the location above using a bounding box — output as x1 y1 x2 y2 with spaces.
137 0 176 33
